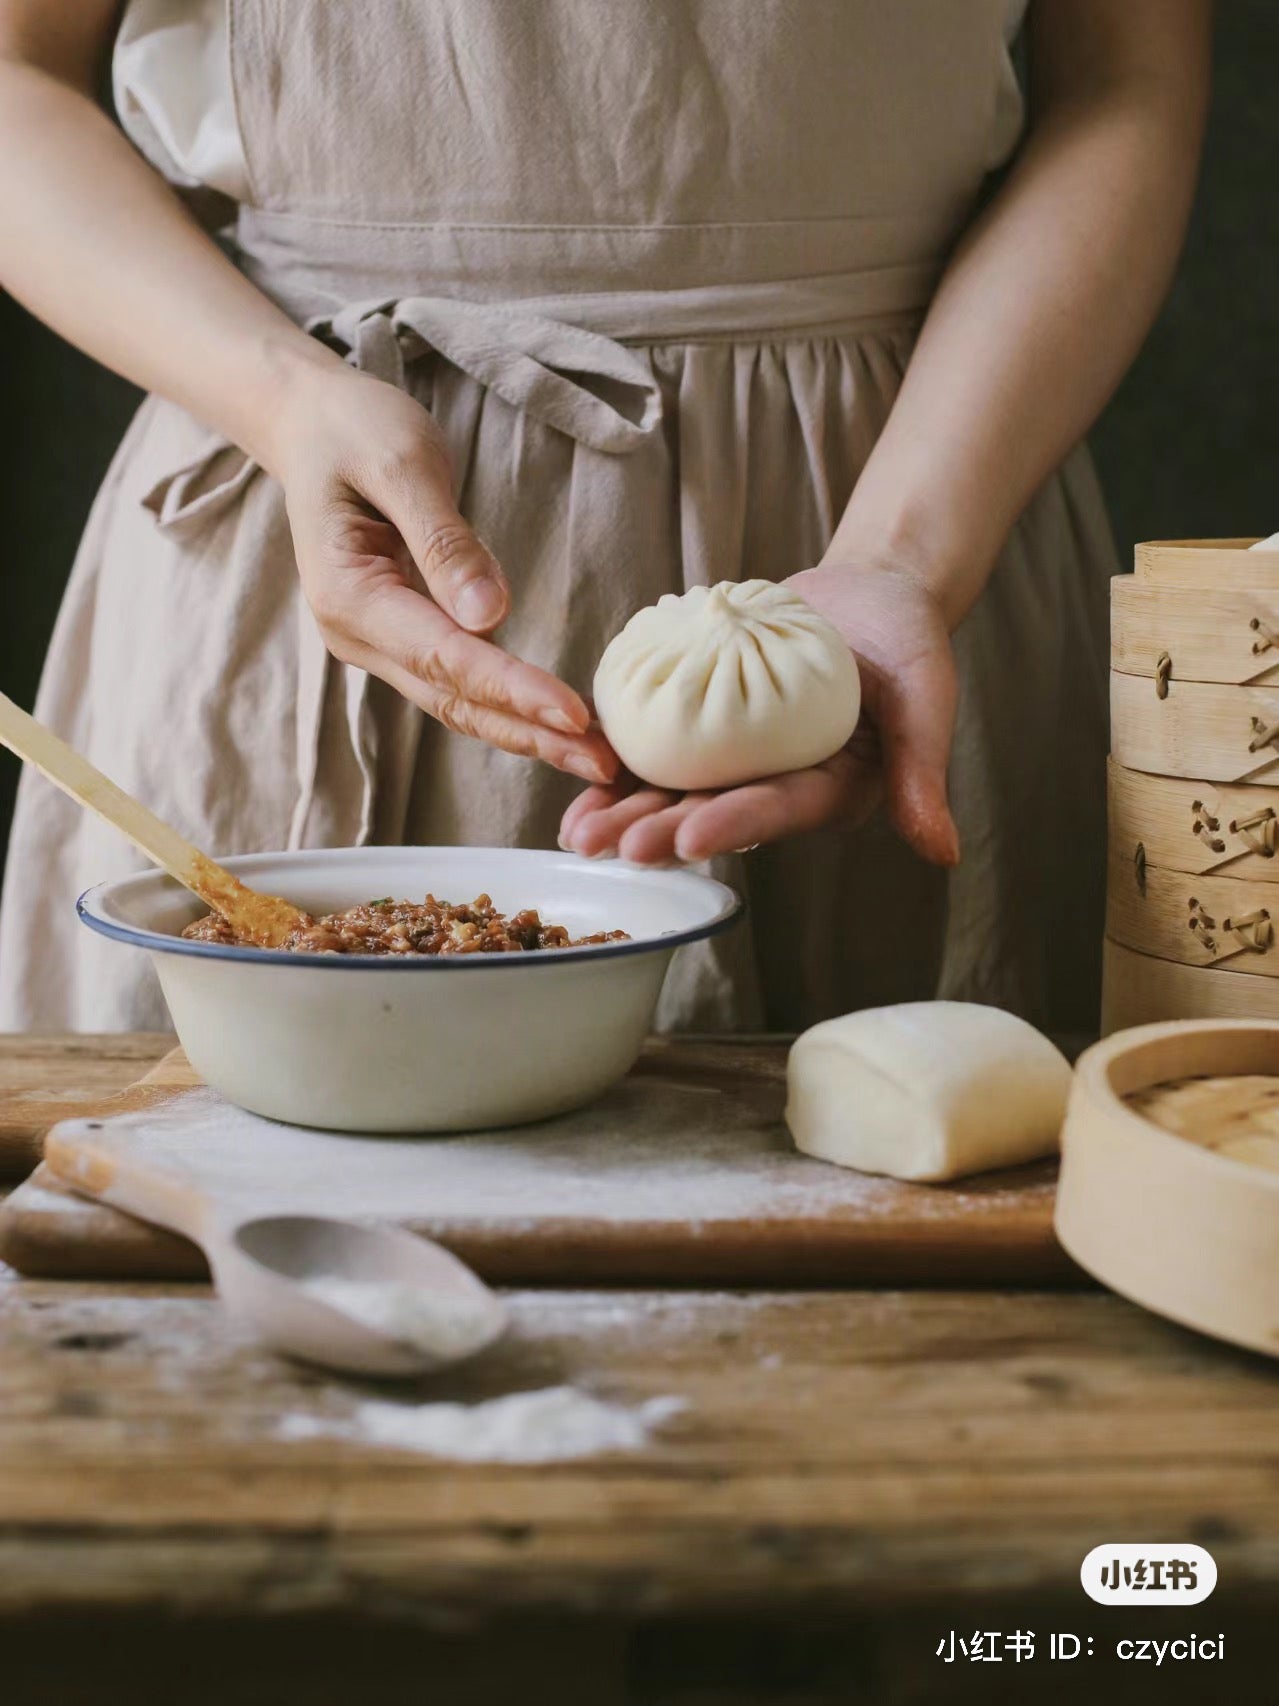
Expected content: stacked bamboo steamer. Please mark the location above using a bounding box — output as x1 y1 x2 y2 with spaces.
1104 538 1279 1032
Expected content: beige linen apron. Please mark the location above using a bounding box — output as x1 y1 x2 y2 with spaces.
0 0 1115 1036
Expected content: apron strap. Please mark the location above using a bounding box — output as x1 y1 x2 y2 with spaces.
311 295 663 455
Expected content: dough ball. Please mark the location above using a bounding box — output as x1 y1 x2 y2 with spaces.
786 1002 1072 1182
592 580 860 792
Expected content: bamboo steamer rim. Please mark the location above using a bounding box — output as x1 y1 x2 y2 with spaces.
1072 1019 1279 1194
1133 538 1279 583
1059 1020 1279 1357
1100 937 1279 1035
1139 538 1266 550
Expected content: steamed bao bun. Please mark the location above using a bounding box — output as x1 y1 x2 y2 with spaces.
593 579 860 792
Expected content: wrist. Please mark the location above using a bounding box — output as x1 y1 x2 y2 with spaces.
819 502 987 633
237 330 350 480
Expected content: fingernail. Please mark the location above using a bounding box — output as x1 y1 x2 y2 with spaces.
456 577 506 630
556 832 573 852
588 849 617 862
566 755 607 783
540 707 583 735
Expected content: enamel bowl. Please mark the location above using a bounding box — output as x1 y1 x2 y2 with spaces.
78 847 741 1133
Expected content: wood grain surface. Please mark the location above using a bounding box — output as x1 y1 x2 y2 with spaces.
1 1037 1275 1701
0 1033 174 1177
0 1041 1077 1287
1 1276 1276 1620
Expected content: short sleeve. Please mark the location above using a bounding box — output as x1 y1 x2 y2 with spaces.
113 0 250 202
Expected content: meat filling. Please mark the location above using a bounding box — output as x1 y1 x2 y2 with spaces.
182 893 630 957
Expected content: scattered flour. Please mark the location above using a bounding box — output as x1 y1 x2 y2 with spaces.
59 1081 1036 1233
301 1275 498 1360
278 1385 686 1461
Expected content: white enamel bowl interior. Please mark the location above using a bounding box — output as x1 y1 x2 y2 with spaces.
78 846 740 1132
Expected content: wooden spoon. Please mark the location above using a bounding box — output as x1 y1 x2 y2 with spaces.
0 691 306 948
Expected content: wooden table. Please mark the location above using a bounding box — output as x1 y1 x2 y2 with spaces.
1 1035 1276 1705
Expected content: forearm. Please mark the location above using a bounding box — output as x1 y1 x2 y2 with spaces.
0 55 340 475
830 0 1211 627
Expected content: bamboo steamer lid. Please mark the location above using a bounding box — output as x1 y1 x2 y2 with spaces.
1056 1020 1279 1358
1133 538 1278 585
1102 937 1279 1031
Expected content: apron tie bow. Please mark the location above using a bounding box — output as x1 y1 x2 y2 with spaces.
310 295 663 455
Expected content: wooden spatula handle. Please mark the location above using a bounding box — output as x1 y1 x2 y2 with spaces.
0 692 303 946
0 691 208 885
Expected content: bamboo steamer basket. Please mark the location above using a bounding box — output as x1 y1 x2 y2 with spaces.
1102 938 1279 1030
1108 760 1279 884
1056 1020 1279 1358
1113 578 1279 687
1104 539 1279 1032
1111 675 1279 784
1111 540 1279 782
1107 852 1279 977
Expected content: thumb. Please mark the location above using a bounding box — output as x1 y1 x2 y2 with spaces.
370 442 510 635
873 652 961 867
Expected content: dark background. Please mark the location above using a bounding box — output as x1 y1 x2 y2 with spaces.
2 3 1277 896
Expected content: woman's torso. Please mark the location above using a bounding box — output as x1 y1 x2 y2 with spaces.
0 0 1119 1046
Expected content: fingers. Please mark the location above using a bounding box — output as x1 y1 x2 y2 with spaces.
372 582 592 734
367 642 616 781
672 756 857 862
560 750 873 865
558 779 635 847
346 578 591 733
361 432 511 635
618 796 706 864
333 583 612 782
561 783 681 857
874 658 961 867
564 790 710 865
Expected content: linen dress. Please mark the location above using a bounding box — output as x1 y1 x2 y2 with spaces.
0 0 1116 1037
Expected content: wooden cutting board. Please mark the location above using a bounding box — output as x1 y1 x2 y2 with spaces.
0 1041 1079 1286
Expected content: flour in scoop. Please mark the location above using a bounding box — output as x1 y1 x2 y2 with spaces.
279 1386 687 1462
302 1275 497 1359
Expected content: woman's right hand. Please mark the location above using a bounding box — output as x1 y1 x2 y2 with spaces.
275 364 617 785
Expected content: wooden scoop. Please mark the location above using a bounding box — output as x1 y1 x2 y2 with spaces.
0 691 305 948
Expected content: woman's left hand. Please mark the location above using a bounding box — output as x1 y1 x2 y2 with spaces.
558 561 962 867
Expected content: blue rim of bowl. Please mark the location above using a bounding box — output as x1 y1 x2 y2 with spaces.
76 879 744 972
